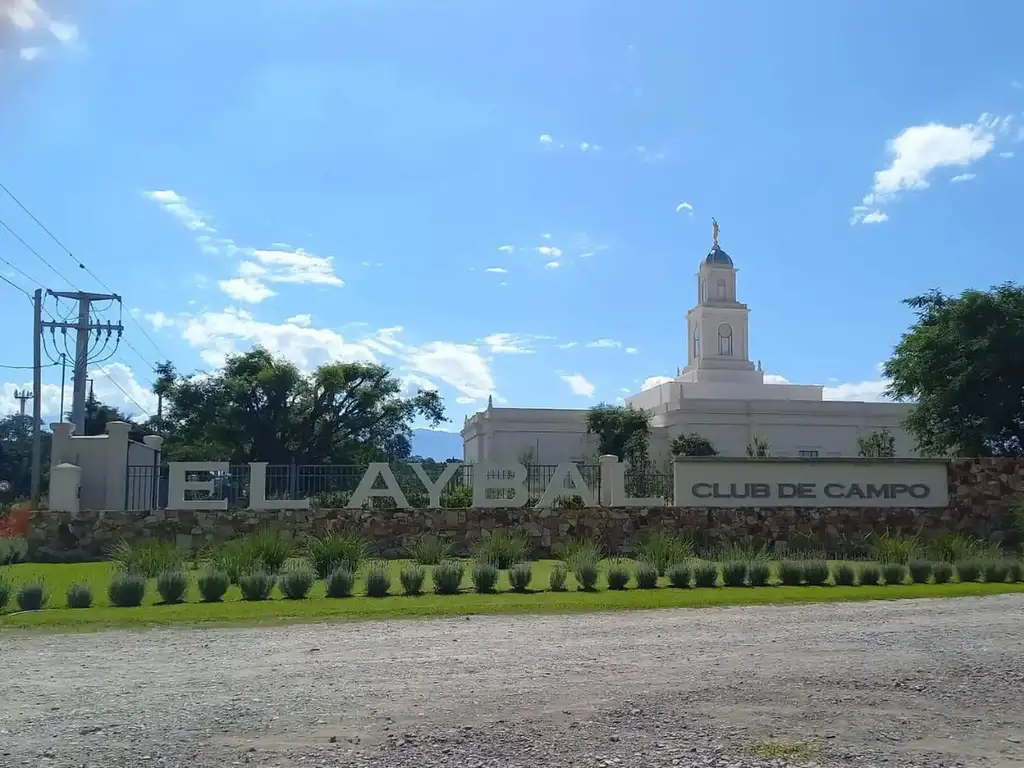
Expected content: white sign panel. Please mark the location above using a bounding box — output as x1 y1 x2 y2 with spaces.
672 459 949 508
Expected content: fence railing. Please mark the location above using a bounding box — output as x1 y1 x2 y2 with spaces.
124 463 674 511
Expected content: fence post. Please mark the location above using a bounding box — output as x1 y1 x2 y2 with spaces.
289 460 298 500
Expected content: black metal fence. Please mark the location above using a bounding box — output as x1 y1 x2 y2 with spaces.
124 463 674 511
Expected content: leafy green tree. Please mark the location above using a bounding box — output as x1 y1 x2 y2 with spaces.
155 347 446 464
0 414 51 499
669 432 718 457
857 428 896 458
884 284 1024 456
584 404 651 460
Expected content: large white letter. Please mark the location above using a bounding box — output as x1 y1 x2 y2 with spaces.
167 462 228 510
346 463 410 509
472 463 529 508
410 461 462 508
248 463 310 510
535 463 595 508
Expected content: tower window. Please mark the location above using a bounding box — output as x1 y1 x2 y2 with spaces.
717 323 733 356
716 279 726 299
693 325 701 359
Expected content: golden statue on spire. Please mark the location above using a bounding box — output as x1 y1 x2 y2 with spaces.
712 217 720 248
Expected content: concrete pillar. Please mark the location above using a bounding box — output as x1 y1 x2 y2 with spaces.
50 463 81 517
104 421 131 511
49 422 75 468
598 454 621 506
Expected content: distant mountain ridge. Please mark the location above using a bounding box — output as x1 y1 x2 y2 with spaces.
410 428 463 461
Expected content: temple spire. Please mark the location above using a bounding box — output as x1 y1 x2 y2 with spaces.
712 217 720 248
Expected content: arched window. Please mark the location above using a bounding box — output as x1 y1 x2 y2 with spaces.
718 323 733 356
700 279 706 303
716 279 726 299
693 325 701 359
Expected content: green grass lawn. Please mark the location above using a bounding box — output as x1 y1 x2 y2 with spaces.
3 559 1023 632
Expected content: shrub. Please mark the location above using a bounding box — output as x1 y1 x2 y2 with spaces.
606 560 630 590
1009 561 1023 583
932 561 954 584
439 483 473 508
882 562 906 586
832 563 856 587
666 563 691 588
473 530 530 569
0 536 28 566
241 528 293 574
399 563 426 595
777 561 803 586
406 534 452 565
278 567 316 600
432 559 465 595
982 559 1010 583
325 566 355 598
365 561 392 598
693 562 719 588
507 562 533 593
65 582 93 609
239 570 274 601
721 561 748 587
713 539 771 563
557 536 604 573
633 561 659 589
110 538 185 577
957 560 983 583
803 561 830 587
908 560 933 584
858 563 883 586
634 533 693 576
471 560 500 593
574 558 600 591
156 569 189 604
197 570 230 602
748 561 771 587
16 580 47 611
548 564 568 592
108 572 147 607
929 533 992 563
867 530 920 564
307 531 365 578
0 574 10 610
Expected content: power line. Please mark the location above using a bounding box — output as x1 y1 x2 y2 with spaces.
94 365 151 418
0 217 76 289
0 182 170 361
0 272 32 299
0 362 59 370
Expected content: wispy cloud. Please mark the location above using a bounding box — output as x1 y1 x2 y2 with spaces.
544 261 561 269
483 333 536 354
850 113 1014 225
635 145 667 163
145 189 215 233
675 201 693 214
496 244 515 253
560 373 595 396
950 172 976 183
586 338 622 349
4 0 78 60
485 267 507 274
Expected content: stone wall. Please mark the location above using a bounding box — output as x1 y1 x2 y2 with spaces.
26 459 1024 561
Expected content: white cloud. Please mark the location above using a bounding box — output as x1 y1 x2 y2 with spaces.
455 396 475 405
539 134 553 145
561 373 595 397
586 338 622 349
625 347 638 354
540 233 551 239
144 311 174 330
580 142 601 151
401 374 437 396
145 189 215 233
823 379 890 402
18 46 42 60
544 261 560 269
483 333 535 354
1 362 157 423
496 245 515 253
1000 151 1015 158
249 247 344 287
850 114 1009 224
360 261 384 267
286 313 312 327
4 1 78 54
762 373 790 385
859 210 889 225
537 245 562 258
675 201 693 214
170 309 499 402
950 172 976 183
641 376 673 391
485 267 507 274
635 145 667 163
218 277 277 304
556 341 578 349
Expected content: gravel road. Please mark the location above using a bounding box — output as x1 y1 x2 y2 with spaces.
3 595 1024 768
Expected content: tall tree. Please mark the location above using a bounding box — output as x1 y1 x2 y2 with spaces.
884 284 1024 457
857 428 896 458
0 414 51 499
156 347 446 464
670 432 718 457
585 404 651 463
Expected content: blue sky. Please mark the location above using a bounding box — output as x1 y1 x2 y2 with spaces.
1 0 1022 432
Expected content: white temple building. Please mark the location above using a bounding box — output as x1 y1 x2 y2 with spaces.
462 223 916 466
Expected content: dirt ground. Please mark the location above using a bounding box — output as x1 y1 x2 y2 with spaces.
2 594 1023 768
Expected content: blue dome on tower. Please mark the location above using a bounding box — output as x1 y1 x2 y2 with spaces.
703 244 734 267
